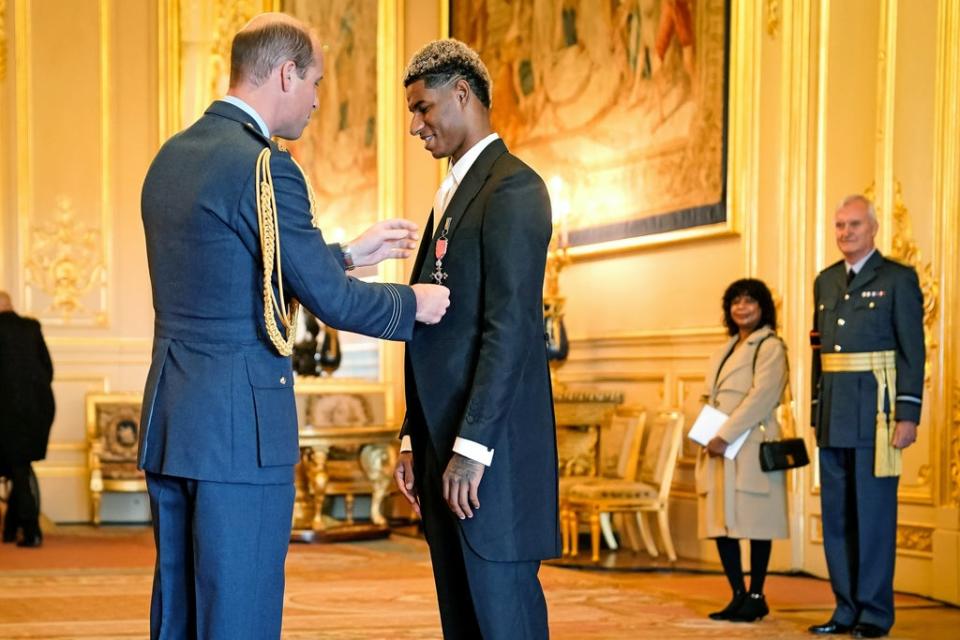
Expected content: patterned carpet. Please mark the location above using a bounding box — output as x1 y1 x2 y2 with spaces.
0 527 957 639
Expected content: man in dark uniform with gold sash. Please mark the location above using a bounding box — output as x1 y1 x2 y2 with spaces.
139 14 450 639
809 194 924 639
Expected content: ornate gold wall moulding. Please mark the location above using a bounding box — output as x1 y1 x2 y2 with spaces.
0 0 7 81
866 180 940 387
811 515 934 555
24 197 106 323
766 0 780 38
952 382 960 507
895 523 934 556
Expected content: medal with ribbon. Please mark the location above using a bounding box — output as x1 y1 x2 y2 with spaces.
431 217 452 285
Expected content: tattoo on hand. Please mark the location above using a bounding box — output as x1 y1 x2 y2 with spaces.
447 454 483 481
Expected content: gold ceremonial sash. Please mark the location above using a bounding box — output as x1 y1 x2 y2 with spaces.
821 350 900 477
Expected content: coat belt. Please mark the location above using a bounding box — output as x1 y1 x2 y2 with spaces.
821 350 900 477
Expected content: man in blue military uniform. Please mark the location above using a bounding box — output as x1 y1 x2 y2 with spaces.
139 13 450 639
809 194 924 639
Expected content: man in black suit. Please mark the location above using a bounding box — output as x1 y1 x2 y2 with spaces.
0 291 55 548
393 40 560 639
809 195 924 639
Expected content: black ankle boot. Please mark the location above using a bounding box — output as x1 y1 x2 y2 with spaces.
708 590 746 620
729 592 769 622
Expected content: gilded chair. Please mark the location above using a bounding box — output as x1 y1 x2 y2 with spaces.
562 410 685 562
85 393 146 526
559 406 646 555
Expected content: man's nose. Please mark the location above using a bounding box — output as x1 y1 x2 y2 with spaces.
410 114 423 136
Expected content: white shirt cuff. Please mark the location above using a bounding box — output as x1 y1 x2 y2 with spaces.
400 435 412 452
453 437 494 466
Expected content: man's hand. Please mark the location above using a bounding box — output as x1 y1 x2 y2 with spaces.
442 453 485 520
412 284 450 324
706 435 728 458
891 420 918 449
393 451 420 518
347 219 419 267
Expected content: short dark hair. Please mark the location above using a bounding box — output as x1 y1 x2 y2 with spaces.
230 22 314 88
722 278 777 336
403 39 492 108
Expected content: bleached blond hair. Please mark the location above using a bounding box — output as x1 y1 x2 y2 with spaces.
403 39 492 108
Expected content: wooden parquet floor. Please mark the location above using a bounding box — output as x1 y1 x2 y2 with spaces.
0 526 957 639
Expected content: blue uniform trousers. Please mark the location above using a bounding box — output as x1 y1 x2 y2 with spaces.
819 447 898 631
146 472 295 640
414 429 548 640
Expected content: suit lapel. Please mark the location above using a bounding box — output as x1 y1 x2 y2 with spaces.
415 139 509 282
716 326 774 388
432 139 508 241
707 336 738 395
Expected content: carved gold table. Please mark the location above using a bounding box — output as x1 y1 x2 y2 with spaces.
554 391 624 478
291 425 398 543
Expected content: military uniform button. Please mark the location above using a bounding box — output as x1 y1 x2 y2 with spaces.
280 376 287 385
819 304 825 311
869 301 875 309
834 345 842 352
844 294 850 300
838 318 846 326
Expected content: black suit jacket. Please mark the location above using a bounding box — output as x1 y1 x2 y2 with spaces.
402 139 561 562
0 311 55 465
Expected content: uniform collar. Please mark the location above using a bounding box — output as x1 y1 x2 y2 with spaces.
220 96 270 138
845 247 877 274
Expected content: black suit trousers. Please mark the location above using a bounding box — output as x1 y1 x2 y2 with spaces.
410 395 549 640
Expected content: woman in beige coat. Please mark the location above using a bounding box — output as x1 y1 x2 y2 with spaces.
696 278 789 623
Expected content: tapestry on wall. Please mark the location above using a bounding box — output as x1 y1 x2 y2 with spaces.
283 0 379 244
451 0 729 252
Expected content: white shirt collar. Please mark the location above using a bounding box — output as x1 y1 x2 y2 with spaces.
221 95 270 139
448 133 500 185
845 247 876 274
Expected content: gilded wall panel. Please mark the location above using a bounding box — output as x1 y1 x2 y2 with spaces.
17 0 110 326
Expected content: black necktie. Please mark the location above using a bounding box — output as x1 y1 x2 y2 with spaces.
846 269 856 286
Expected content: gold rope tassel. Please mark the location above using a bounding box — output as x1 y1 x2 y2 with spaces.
873 365 901 477
255 148 321 356
822 350 900 477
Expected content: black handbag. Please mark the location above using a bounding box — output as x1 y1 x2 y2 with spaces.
752 334 810 472
759 438 809 471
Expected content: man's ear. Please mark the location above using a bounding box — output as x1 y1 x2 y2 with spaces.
455 78 470 105
279 60 297 92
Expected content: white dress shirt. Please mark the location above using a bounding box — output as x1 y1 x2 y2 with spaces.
400 133 502 467
845 248 877 276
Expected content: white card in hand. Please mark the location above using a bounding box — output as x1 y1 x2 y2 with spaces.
688 404 751 460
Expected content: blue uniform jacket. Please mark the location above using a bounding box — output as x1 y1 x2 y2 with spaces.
811 251 924 447
139 101 416 484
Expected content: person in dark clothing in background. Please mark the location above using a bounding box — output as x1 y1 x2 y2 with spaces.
0 290 55 548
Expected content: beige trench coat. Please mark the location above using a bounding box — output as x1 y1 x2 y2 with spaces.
695 325 789 540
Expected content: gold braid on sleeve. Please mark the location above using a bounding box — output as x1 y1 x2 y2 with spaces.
255 147 321 356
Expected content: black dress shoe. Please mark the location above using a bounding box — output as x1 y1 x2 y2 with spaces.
729 592 769 622
708 591 746 620
852 623 887 638
16 531 42 548
809 620 853 634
